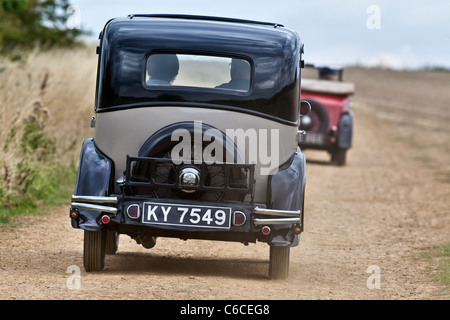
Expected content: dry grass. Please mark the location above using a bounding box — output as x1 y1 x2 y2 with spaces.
0 46 97 209
0 45 97 161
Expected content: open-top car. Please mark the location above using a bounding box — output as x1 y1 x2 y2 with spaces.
299 64 355 165
69 14 310 279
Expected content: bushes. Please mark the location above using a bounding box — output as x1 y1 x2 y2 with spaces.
0 100 77 223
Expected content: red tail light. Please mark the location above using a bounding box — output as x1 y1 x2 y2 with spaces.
261 226 271 236
127 204 141 220
233 211 246 226
101 215 111 224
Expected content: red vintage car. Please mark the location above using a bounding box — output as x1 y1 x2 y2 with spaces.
299 65 355 165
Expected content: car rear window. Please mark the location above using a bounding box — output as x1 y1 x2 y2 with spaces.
145 54 251 92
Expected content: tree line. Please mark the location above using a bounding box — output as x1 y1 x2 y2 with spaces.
0 0 86 57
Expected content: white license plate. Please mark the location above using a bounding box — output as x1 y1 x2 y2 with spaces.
142 202 232 230
299 133 326 145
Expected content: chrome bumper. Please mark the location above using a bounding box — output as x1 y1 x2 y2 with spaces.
71 195 118 214
71 196 301 226
253 207 302 225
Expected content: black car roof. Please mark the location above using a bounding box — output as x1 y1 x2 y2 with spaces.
127 14 284 28
96 14 303 125
102 14 297 53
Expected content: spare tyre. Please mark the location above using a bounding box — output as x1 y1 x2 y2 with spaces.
131 122 246 203
300 100 329 133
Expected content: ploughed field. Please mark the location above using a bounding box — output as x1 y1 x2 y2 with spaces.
0 67 449 299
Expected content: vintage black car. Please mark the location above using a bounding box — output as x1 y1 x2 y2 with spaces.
70 14 310 279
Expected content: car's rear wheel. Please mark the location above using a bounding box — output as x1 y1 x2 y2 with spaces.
83 230 106 272
269 246 290 280
105 230 119 255
331 147 347 166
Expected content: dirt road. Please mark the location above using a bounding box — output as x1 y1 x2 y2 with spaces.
0 68 449 300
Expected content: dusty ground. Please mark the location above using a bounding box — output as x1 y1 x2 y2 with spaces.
0 68 449 300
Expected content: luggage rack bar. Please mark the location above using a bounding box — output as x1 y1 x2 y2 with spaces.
125 156 255 194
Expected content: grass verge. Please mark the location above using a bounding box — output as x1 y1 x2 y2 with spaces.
1 84 80 226
437 244 450 290
421 243 450 298
0 165 77 225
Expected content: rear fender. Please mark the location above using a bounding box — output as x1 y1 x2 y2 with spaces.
338 111 353 149
267 149 306 247
72 138 114 231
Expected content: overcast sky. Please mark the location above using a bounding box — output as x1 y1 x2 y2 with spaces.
69 0 450 70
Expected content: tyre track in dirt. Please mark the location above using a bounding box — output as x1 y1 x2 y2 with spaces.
1 95 448 300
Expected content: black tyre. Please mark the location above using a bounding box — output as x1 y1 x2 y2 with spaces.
331 147 347 166
133 122 246 202
269 246 290 280
105 230 119 255
83 230 106 272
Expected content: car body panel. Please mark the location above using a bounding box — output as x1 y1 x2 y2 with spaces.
94 106 298 202
96 17 302 125
300 91 351 133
